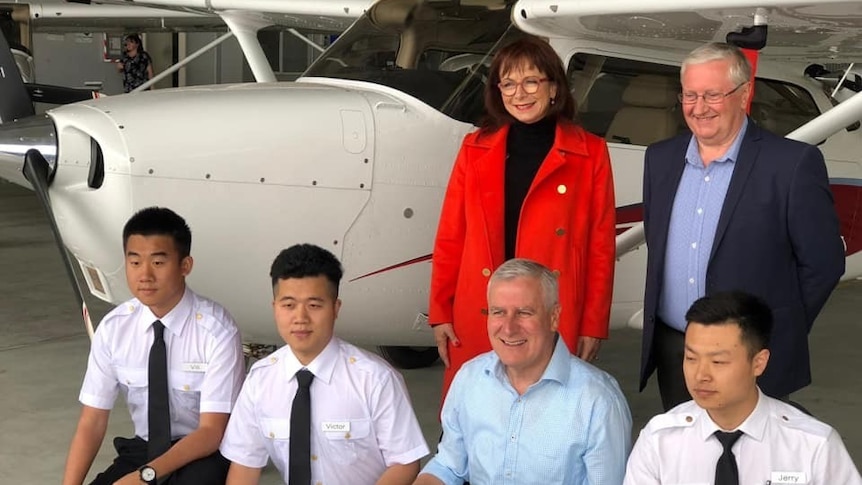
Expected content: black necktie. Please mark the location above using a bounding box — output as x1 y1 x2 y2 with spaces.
289 369 314 485
147 321 171 460
714 430 744 485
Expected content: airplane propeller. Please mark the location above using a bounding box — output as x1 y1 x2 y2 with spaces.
22 149 96 338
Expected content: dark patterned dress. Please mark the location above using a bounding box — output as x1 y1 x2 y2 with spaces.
121 51 152 93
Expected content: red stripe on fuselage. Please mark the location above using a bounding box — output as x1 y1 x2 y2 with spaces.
349 254 433 282
831 184 862 257
351 188 862 282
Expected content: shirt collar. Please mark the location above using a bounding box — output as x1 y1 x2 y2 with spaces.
139 286 193 336
685 117 749 168
695 386 768 442
485 334 571 390
283 337 339 385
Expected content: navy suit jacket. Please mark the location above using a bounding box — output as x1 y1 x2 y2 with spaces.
641 120 845 397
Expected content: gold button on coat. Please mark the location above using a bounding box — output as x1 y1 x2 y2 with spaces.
557 184 567 194
481 268 491 277
555 228 565 236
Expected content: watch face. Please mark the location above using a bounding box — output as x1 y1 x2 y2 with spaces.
141 467 156 482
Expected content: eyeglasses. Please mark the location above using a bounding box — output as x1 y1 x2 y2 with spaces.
678 82 748 104
498 77 549 96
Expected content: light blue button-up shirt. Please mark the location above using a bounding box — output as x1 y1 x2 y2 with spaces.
421 337 632 485
658 119 748 331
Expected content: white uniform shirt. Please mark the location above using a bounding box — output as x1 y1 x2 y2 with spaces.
220 337 429 485
624 390 862 485
79 287 244 440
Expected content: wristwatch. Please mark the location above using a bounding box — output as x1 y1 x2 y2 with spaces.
138 465 157 485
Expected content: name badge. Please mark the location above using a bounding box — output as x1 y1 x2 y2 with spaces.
322 421 350 432
181 362 208 372
770 471 807 484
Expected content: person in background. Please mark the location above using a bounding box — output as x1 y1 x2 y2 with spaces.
117 33 154 93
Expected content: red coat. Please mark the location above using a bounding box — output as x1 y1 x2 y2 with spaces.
429 121 616 399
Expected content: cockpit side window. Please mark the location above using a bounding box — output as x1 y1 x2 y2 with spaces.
568 52 822 144
749 79 820 136
567 53 684 146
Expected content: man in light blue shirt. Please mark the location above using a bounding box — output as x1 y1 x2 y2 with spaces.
414 258 632 485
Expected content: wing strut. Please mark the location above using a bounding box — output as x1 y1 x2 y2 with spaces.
726 8 768 114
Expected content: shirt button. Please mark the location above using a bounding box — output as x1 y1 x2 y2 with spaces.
697 208 703 215
349 356 357 364
691 242 697 249
689 278 695 284
195 313 202 320
705 176 711 182
482 268 491 277
269 431 275 438
183 384 190 391
311 455 318 461
686 415 693 423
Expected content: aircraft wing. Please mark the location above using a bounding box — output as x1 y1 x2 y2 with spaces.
72 0 374 32
9 3 222 33
514 0 862 63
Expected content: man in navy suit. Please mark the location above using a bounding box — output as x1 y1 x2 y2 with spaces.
640 42 845 411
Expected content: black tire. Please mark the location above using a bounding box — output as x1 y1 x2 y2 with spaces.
378 346 439 369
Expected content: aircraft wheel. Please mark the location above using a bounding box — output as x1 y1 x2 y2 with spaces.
378 346 439 369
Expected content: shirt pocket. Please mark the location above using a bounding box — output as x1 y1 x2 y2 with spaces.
260 417 291 441
115 367 148 414
322 418 373 465
169 369 205 416
260 417 291 459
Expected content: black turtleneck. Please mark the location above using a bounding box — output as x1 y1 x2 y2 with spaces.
504 117 556 260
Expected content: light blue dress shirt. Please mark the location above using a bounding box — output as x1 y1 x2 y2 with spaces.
421 337 632 485
658 119 748 331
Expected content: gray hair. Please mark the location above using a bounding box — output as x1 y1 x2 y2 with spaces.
488 258 559 311
681 42 751 86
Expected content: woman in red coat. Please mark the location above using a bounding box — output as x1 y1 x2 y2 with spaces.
429 35 616 400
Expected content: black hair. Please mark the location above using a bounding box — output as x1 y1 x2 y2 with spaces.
124 34 142 46
122 207 192 258
269 244 343 297
685 291 772 356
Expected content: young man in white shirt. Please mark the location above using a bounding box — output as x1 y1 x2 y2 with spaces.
62 207 245 485
624 291 862 484
220 243 429 485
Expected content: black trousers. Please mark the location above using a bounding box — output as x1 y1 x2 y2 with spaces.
654 319 692 411
88 436 230 485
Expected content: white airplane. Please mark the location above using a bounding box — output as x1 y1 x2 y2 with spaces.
1 0 861 369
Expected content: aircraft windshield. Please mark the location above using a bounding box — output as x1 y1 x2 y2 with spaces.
303 0 517 125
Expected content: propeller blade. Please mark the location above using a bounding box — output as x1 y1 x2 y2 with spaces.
22 148 95 339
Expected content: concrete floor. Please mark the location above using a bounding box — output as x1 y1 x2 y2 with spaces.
1 179 860 483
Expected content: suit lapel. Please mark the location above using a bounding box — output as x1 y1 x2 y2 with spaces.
652 138 689 264
709 122 762 262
